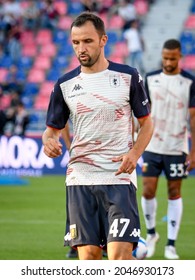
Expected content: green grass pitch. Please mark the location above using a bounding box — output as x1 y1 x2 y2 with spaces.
0 175 194 260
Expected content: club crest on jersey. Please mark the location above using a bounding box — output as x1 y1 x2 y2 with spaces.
109 75 120 87
70 224 77 239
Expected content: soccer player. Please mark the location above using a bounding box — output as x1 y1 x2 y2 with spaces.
42 12 153 260
141 39 195 259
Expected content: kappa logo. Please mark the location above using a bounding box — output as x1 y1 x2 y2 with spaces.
64 232 72 241
142 98 149 106
171 220 176 227
130 228 141 237
138 73 143 83
72 84 83 91
145 214 150 221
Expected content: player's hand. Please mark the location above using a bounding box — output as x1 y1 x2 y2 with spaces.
112 151 137 176
186 151 195 172
43 138 63 158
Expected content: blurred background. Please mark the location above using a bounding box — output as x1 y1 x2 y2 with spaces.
0 0 195 139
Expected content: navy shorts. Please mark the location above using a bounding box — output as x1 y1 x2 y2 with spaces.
142 151 188 180
64 183 140 250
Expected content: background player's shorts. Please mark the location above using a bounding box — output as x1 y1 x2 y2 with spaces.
142 151 188 180
64 183 140 250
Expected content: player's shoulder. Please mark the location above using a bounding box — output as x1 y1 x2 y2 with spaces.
57 66 81 84
180 69 195 82
145 69 162 79
108 60 137 75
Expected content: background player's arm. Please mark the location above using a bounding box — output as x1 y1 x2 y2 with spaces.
132 112 140 143
42 127 63 158
188 108 195 171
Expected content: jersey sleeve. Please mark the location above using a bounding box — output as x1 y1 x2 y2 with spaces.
144 74 151 104
46 80 70 129
189 76 195 108
130 69 150 118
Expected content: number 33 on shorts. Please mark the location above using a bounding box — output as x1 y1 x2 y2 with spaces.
169 163 188 178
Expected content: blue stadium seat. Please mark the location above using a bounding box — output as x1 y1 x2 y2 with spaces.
180 31 195 55
22 83 39 95
0 55 13 68
190 0 195 13
53 29 69 44
17 56 33 70
47 68 62 81
21 96 34 109
57 43 74 56
67 1 84 15
107 31 119 44
52 55 70 69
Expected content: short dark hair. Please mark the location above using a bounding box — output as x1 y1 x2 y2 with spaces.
71 12 106 37
163 39 181 51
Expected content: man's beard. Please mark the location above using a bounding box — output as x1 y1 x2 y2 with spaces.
78 51 101 67
163 65 177 73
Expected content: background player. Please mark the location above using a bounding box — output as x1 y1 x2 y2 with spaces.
141 39 195 259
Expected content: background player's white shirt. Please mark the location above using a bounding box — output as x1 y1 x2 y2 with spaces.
145 71 193 155
47 62 150 186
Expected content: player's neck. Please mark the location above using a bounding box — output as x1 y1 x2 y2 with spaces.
163 69 181 75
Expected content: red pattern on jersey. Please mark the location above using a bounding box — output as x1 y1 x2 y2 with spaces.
77 102 93 114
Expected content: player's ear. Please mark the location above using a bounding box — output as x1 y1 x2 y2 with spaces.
100 34 108 47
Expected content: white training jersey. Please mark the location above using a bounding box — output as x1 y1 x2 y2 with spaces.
46 61 150 186
145 70 195 155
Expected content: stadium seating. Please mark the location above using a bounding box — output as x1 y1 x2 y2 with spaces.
22 44 37 57
0 56 13 68
0 93 12 110
35 29 53 45
39 43 57 57
33 55 51 71
57 15 73 30
3 0 194 136
67 1 84 15
34 95 50 110
20 30 35 45
179 0 195 73
180 55 195 70
184 14 195 29
27 69 46 83
53 29 69 44
54 1 67 15
17 56 33 71
134 0 149 16
0 68 9 83
47 68 62 81
38 81 55 97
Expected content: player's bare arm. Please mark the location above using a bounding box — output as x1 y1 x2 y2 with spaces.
113 115 153 175
187 107 195 171
42 127 63 158
61 123 71 151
